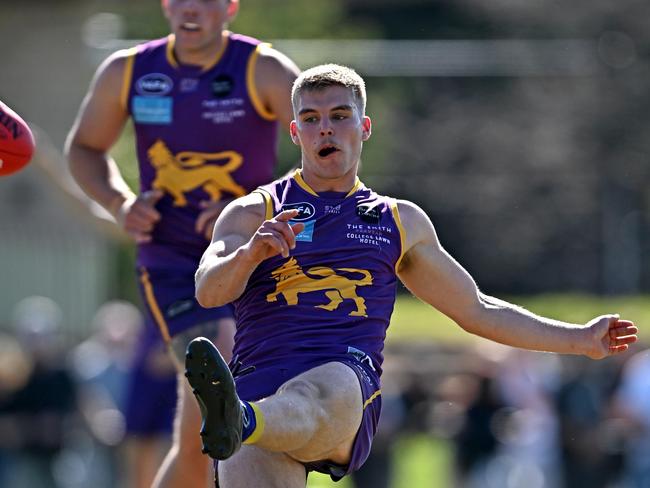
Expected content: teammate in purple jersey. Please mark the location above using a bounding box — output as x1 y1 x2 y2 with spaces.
187 64 638 487
65 1 299 487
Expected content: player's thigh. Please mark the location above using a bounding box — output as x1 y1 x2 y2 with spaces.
282 361 364 463
219 445 307 488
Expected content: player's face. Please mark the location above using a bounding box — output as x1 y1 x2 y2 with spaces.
290 86 371 191
163 0 238 49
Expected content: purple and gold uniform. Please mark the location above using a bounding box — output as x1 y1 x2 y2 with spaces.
231 170 405 479
121 33 280 434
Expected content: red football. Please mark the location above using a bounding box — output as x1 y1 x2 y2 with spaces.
0 100 35 176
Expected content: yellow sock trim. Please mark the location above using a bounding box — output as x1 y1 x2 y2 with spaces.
243 402 265 445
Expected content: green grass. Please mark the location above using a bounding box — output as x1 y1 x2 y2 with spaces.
307 472 353 488
391 436 453 488
306 436 453 488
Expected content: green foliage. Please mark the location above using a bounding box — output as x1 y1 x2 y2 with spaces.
110 2 168 39
232 0 379 39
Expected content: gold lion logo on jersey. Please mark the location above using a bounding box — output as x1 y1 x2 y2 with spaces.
266 257 373 317
147 139 246 207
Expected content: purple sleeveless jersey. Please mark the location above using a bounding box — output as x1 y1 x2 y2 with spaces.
232 170 405 378
125 33 279 270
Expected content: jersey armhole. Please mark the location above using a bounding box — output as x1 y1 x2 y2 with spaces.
120 47 138 112
253 188 275 220
390 199 407 272
246 43 277 121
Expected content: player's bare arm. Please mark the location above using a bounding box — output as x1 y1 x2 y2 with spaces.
66 50 163 243
396 199 637 359
255 44 301 128
66 51 134 214
195 193 304 308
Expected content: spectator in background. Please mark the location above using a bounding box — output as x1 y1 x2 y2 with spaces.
0 296 78 488
435 346 508 488
613 346 650 487
70 300 144 487
0 330 33 487
452 371 505 487
555 355 624 488
491 348 563 488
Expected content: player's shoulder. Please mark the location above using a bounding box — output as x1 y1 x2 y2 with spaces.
215 191 268 236
395 199 428 222
226 191 268 219
92 47 138 87
395 199 436 247
255 43 300 83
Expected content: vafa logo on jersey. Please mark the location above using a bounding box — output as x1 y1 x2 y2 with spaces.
136 73 174 96
281 202 316 221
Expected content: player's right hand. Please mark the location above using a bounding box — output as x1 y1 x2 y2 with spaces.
245 209 304 261
583 315 637 359
115 190 163 243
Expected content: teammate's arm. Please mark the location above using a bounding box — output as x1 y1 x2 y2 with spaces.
65 51 134 217
255 45 300 130
395 200 637 359
195 193 304 308
66 51 162 243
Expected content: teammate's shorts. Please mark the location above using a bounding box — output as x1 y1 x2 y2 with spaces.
138 266 234 339
231 347 382 481
124 325 177 435
125 266 234 435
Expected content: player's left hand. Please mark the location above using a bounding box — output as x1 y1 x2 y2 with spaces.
585 315 638 359
196 199 233 240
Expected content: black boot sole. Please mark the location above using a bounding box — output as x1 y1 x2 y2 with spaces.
185 337 242 460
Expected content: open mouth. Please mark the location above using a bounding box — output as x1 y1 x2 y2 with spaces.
181 22 201 32
318 145 339 158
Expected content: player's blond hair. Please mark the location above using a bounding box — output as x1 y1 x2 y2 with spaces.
292 64 367 114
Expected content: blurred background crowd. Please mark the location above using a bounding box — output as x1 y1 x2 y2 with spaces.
1 0 649 487
1 295 650 487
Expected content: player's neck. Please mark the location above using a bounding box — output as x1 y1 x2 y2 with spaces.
172 30 228 69
298 168 358 195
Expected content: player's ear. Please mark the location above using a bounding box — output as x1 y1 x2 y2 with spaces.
227 0 240 21
290 121 300 146
361 116 372 141
161 0 171 18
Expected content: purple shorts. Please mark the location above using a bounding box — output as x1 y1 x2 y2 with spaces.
231 349 382 481
137 266 234 340
123 326 177 435
126 266 234 435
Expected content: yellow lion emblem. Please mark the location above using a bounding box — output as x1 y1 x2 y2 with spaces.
266 257 373 317
147 139 246 207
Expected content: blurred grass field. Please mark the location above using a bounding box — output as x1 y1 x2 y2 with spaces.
306 292 648 488
307 435 452 488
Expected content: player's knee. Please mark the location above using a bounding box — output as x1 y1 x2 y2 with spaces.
278 379 329 425
278 378 320 401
